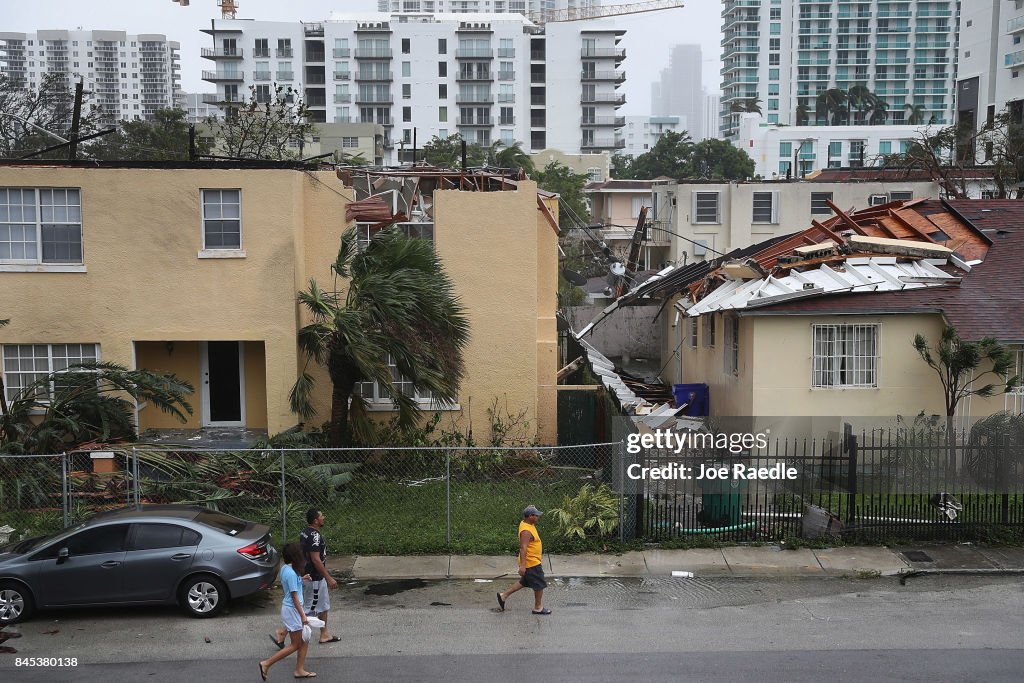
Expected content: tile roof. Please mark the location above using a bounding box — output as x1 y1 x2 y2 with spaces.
741 200 1024 343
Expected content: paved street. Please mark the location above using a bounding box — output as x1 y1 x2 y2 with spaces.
2 574 1022 681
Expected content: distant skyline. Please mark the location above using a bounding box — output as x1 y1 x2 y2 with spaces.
5 0 723 118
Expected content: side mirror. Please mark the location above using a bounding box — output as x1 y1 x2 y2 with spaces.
57 547 69 565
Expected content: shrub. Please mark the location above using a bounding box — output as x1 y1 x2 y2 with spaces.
549 483 620 540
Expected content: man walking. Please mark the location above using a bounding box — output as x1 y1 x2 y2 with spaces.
275 508 340 647
496 505 551 615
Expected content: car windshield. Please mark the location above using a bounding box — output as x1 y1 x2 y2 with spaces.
195 510 247 535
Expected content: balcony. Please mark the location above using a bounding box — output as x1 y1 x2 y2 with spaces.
581 93 626 105
496 93 515 103
455 48 493 59
355 71 393 81
354 94 393 104
276 48 294 58
276 71 294 80
581 116 625 127
581 138 625 150
497 70 515 80
497 48 515 58
581 70 625 83
457 117 492 126
581 48 625 60
334 71 351 80
202 71 244 81
201 48 243 59
333 48 351 58
1007 50 1024 67
499 116 515 125
202 93 241 105
355 22 392 33
333 94 352 103
1009 16 1024 34
455 93 495 104
355 48 393 59
456 71 493 81
253 49 270 58
253 70 272 81
305 52 326 63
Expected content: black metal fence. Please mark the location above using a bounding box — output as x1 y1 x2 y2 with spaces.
636 428 1024 543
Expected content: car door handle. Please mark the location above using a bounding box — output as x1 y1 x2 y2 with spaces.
101 561 121 568
171 553 193 561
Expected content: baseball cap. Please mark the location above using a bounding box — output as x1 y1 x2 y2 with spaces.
522 505 543 517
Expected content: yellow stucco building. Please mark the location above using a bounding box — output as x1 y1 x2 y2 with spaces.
0 161 558 445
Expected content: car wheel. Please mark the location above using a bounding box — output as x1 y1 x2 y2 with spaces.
178 575 228 618
0 581 34 625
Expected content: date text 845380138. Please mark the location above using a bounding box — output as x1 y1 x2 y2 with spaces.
15 657 78 667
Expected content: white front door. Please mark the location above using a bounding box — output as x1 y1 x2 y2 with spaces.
200 341 246 427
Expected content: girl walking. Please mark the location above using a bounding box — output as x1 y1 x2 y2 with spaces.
260 543 317 679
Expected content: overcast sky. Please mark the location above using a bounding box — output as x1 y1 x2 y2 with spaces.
5 0 724 115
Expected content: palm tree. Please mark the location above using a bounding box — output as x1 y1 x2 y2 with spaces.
846 84 874 125
815 88 847 125
795 102 811 126
730 98 763 115
290 226 470 447
494 141 536 176
905 103 927 125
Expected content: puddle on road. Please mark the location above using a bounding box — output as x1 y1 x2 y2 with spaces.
364 578 428 596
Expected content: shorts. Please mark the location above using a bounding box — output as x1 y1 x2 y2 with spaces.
303 577 331 615
518 564 547 591
281 603 303 633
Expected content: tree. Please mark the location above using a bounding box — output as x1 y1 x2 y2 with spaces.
87 108 211 161
905 103 927 125
683 138 755 180
493 141 535 176
815 88 848 125
730 98 762 115
913 326 1020 449
0 362 194 454
421 133 486 168
628 130 694 179
207 84 316 160
795 102 811 126
290 226 470 447
610 153 635 179
533 161 592 228
0 73 102 158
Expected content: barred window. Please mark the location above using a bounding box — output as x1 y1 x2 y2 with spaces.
0 188 83 264
2 343 98 402
812 324 878 388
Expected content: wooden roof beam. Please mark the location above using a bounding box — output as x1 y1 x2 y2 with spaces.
886 208 938 243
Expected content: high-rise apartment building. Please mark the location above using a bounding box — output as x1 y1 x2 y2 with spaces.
719 0 960 139
376 1 600 22
956 0 1024 133
651 44 704 140
0 30 182 125
201 13 626 164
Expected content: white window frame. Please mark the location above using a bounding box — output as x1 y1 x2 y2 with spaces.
751 191 779 224
199 189 244 258
631 195 653 219
689 317 698 348
810 191 834 215
692 191 720 224
2 343 99 403
354 353 460 411
702 314 716 348
811 323 879 388
0 187 86 272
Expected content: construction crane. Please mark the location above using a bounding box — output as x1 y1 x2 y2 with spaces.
537 0 685 24
171 0 238 20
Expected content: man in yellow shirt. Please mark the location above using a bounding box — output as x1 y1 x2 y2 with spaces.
496 505 551 615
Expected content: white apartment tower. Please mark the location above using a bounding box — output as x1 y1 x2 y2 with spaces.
200 14 626 164
0 30 182 125
956 0 1024 133
719 0 961 139
652 44 704 140
376 1 600 22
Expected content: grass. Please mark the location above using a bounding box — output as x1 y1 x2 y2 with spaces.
318 478 599 555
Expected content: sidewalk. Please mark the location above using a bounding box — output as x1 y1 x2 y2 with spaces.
324 545 1024 581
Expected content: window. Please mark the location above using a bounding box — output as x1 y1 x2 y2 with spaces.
0 188 82 265
752 192 777 224
692 192 720 224
810 192 833 215
879 140 892 155
354 353 439 406
1010 347 1024 395
402 83 411 99
401 38 410 54
725 316 740 375
130 524 201 551
402 61 411 77
438 61 447 77
439 106 447 122
66 524 130 556
438 38 447 54
689 317 698 348
439 83 447 98
779 142 792 157
812 324 879 388
888 190 914 201
403 106 411 122
201 189 241 250
702 315 716 348
2 343 98 402
342 136 359 148
631 196 653 218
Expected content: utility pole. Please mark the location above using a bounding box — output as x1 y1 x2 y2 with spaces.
68 78 84 161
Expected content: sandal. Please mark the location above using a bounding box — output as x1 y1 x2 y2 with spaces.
531 608 552 615
496 592 506 611
269 634 284 650
259 662 269 681
319 636 342 644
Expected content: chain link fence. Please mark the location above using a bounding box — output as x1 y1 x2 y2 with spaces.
0 443 623 554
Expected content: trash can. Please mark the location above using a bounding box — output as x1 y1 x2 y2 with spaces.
672 383 709 416
698 470 746 527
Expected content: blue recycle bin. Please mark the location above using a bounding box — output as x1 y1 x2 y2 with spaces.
672 383 709 416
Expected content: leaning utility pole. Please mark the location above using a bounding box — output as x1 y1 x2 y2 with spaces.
68 79 84 161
